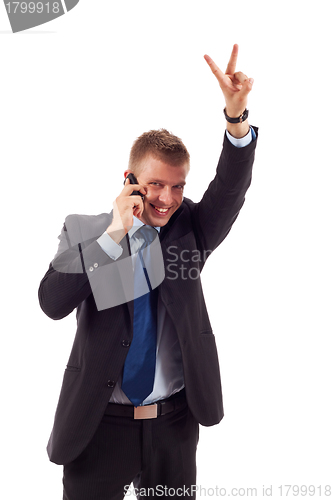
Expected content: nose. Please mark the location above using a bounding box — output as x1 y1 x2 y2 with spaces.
158 186 173 206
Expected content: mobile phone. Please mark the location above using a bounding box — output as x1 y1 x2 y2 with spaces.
124 173 144 200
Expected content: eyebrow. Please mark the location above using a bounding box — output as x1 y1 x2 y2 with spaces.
148 179 186 186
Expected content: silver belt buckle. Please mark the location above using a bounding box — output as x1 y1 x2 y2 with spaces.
134 404 158 419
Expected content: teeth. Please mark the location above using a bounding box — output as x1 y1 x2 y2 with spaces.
154 206 168 213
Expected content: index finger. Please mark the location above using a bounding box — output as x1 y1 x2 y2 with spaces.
124 181 146 198
225 44 238 75
204 54 226 86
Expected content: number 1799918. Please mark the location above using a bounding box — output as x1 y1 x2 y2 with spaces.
5 2 60 14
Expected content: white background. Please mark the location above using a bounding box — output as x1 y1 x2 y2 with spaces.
1 1 332 498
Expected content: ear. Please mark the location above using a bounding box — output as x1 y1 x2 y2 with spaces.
123 169 134 180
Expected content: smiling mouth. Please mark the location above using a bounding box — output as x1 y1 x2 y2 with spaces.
150 204 171 215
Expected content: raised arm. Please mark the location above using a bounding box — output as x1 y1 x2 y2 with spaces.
204 44 253 138
192 45 257 254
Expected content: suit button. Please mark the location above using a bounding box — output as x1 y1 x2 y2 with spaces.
122 340 131 347
107 380 115 388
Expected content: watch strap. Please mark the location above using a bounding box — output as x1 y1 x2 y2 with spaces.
223 108 249 124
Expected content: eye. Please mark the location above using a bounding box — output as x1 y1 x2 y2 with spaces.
150 182 160 186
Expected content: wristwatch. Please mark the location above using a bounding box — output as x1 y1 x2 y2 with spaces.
223 108 249 124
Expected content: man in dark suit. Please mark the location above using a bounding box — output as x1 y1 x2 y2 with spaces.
39 45 258 500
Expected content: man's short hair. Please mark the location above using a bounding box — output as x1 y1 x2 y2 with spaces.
129 129 190 175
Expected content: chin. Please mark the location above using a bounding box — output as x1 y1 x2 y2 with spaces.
151 217 170 227
142 214 170 228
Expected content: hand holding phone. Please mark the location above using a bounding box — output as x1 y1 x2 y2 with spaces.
124 173 145 200
106 173 145 243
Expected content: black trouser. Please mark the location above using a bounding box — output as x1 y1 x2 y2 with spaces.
63 391 199 500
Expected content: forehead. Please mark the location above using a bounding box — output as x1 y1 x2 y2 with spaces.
138 154 189 183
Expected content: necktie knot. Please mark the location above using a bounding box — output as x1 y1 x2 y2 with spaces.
131 225 158 255
134 225 158 243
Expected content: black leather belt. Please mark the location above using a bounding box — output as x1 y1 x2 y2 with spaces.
105 389 187 420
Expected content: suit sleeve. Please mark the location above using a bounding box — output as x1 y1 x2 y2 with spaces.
38 216 120 321
192 127 258 255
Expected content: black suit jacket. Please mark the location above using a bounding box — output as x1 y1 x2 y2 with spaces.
39 129 258 465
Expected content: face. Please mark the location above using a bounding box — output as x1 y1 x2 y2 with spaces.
125 155 189 227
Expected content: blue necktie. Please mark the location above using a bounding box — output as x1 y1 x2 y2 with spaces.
121 226 158 406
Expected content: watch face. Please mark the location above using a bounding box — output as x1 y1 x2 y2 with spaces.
239 110 247 123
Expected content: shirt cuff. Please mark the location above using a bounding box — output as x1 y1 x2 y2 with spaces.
96 231 123 260
226 126 256 148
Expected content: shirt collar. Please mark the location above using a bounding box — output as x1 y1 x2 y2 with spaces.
128 216 161 238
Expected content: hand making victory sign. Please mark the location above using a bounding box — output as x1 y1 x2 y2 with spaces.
204 44 254 138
